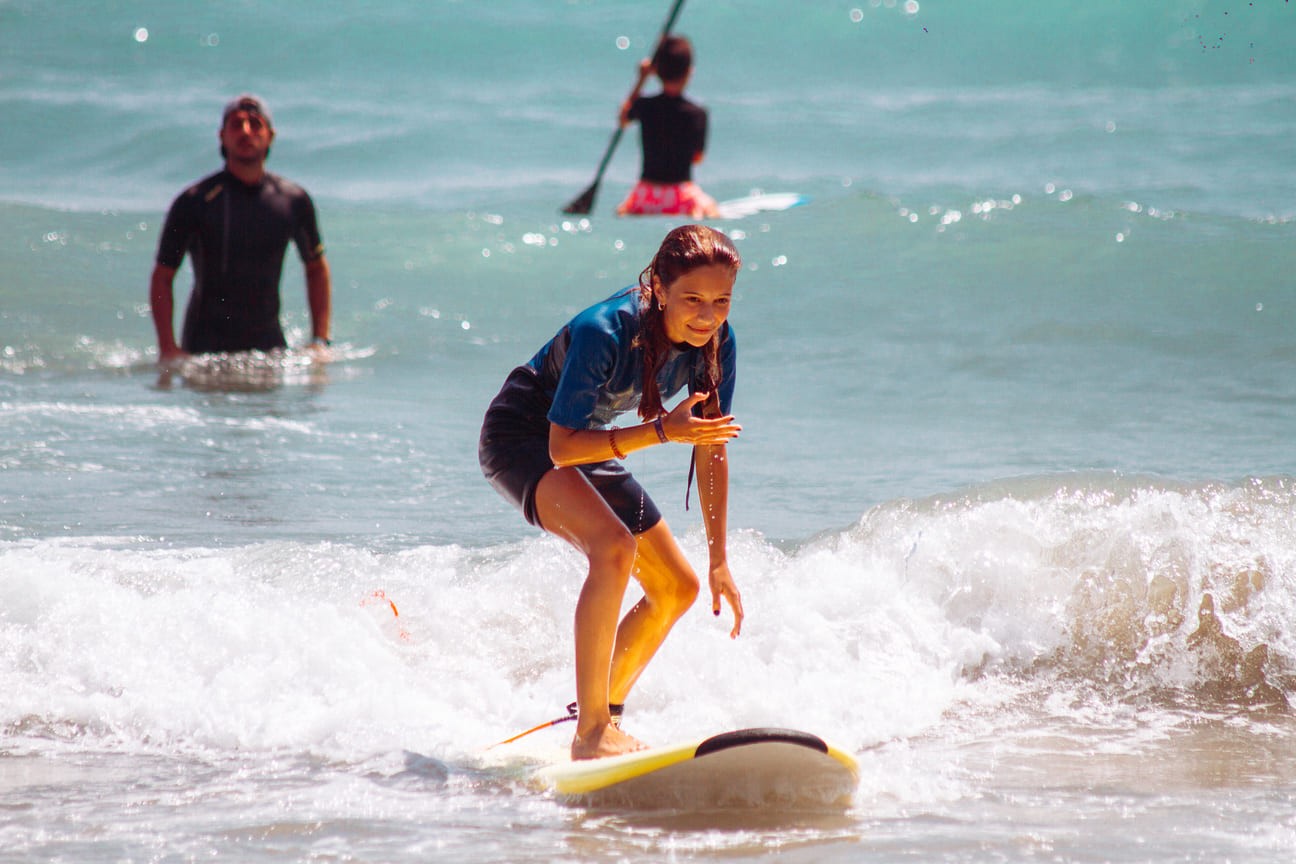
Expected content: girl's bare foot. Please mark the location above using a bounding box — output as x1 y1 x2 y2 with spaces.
571 722 647 760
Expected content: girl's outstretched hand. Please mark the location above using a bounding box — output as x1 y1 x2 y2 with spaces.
709 561 743 638
663 392 741 446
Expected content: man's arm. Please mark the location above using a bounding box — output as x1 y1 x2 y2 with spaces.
149 263 186 363
305 255 332 345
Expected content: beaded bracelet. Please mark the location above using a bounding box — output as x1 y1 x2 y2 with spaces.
608 427 627 460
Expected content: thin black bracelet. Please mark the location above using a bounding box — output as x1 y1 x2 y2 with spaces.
653 415 669 444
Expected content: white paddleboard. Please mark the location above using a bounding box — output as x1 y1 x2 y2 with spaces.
536 727 858 809
715 192 808 220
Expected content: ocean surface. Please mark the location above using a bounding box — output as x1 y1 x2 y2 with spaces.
3 1 1296 861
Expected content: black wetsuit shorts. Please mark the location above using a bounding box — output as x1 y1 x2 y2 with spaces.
478 366 663 535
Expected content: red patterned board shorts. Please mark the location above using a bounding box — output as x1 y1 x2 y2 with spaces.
616 181 717 218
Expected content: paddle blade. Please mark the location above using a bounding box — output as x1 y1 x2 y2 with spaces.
562 181 599 215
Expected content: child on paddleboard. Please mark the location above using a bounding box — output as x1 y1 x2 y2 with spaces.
479 224 744 760
616 35 720 219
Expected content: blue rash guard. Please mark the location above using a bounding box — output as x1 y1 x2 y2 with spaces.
529 288 736 430
479 288 737 532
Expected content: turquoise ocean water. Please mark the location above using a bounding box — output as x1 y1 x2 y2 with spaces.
3 2 1296 861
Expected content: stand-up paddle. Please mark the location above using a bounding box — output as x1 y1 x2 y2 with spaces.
561 0 688 215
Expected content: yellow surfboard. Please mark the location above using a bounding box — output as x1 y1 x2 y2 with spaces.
536 727 858 809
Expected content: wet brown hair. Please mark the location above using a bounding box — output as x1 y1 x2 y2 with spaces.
635 224 741 421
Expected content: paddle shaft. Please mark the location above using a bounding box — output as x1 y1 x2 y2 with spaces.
563 0 688 213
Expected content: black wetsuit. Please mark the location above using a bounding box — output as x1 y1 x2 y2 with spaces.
155 169 325 354
627 93 708 184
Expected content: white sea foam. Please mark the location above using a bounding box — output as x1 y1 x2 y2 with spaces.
3 475 1289 774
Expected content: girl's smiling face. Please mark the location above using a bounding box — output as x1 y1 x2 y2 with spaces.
654 264 735 348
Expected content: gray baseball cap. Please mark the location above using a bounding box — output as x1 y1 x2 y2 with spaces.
222 94 273 129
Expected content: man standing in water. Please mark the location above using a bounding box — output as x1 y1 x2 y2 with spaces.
149 94 331 364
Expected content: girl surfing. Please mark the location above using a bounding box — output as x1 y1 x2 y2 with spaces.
479 224 745 760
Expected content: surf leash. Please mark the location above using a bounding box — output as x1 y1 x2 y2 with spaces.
486 702 624 749
360 589 410 642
